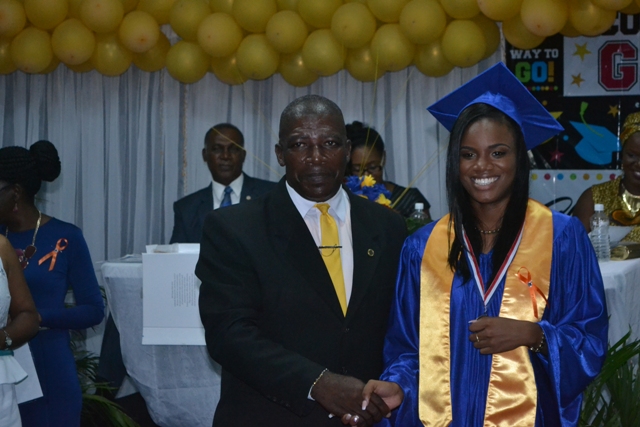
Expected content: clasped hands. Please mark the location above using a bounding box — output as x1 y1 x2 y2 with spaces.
311 371 404 427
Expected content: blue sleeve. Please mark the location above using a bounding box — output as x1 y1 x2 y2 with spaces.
39 227 104 329
378 224 433 427
533 213 608 426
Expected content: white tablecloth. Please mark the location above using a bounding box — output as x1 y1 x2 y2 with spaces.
600 258 640 345
101 257 220 427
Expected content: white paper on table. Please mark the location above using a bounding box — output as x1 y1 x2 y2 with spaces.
142 250 205 345
14 344 43 404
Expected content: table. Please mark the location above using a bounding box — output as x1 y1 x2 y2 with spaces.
600 258 640 345
100 257 220 427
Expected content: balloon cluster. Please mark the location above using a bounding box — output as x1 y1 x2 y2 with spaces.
0 0 638 86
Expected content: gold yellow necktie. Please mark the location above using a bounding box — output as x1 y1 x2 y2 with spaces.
315 203 347 315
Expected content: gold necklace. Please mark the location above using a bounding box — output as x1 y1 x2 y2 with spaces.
477 227 501 235
5 210 41 269
621 186 640 218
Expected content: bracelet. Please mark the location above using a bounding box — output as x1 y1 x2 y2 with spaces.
311 368 329 390
529 329 546 353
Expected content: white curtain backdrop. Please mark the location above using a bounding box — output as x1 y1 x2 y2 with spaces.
0 48 502 263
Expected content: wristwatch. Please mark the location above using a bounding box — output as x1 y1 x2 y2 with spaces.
2 329 11 349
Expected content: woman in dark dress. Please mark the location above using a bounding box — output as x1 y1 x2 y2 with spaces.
0 141 104 427
346 121 431 219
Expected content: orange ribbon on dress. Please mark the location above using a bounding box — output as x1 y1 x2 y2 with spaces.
38 238 68 271
516 267 549 320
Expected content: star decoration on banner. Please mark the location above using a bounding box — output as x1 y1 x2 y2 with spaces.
608 105 620 117
572 74 585 87
549 148 565 164
573 43 591 61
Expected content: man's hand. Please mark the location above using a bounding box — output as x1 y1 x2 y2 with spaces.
311 371 389 426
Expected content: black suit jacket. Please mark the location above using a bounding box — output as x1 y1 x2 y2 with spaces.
170 174 275 243
196 179 407 427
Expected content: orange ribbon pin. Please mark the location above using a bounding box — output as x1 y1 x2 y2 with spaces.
516 267 548 320
38 238 68 271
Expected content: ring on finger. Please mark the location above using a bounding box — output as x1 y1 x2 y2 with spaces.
475 334 480 343
352 415 360 424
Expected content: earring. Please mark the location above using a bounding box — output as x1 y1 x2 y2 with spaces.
12 203 17 213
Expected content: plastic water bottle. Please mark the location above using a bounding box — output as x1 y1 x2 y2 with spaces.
590 203 611 262
409 203 430 225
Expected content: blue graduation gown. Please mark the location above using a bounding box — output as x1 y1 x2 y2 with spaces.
379 211 608 426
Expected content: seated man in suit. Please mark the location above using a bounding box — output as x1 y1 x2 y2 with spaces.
170 123 275 243
197 95 407 426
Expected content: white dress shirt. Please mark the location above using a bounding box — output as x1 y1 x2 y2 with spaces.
285 182 354 305
212 174 244 209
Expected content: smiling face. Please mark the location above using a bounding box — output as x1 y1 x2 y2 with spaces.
276 113 350 202
622 133 640 194
459 118 517 214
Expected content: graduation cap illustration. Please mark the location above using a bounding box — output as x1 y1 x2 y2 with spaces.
427 62 564 150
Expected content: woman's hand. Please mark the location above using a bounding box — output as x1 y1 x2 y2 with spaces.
468 316 544 355
341 380 404 425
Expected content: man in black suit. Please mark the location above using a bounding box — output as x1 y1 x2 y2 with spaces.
170 123 275 243
196 95 407 426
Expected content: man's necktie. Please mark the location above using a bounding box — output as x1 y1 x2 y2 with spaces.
315 203 347 315
220 186 233 208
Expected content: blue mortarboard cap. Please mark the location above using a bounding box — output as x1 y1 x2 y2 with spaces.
427 62 563 150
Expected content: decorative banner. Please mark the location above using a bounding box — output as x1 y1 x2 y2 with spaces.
506 13 640 171
529 169 621 214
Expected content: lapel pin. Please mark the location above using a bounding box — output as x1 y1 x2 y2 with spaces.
367 249 374 257
246 195 251 200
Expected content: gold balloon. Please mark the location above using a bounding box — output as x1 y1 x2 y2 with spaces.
81 0 125 33
11 27 53 73
399 0 446 45
297 0 341 28
236 34 279 80
211 53 247 85
210 0 233 13
440 0 480 19
166 40 209 83
560 18 581 37
472 13 500 59
24 0 68 30
39 55 60 74
52 18 96 65
569 0 616 36
621 1 640 13
331 3 376 49
414 38 453 77
279 50 318 86
301 29 344 76
91 32 133 76
345 44 385 82
0 0 26 37
366 0 408 23
66 60 94 72
232 0 276 32
477 0 522 22
198 12 243 57
170 0 210 41
521 0 568 37
370 24 415 72
119 10 160 53
502 13 545 49
266 11 307 54
133 30 169 71
276 0 297 10
592 0 632 10
441 20 485 68
68 0 84 18
137 0 176 24
0 37 16 74
121 0 138 13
